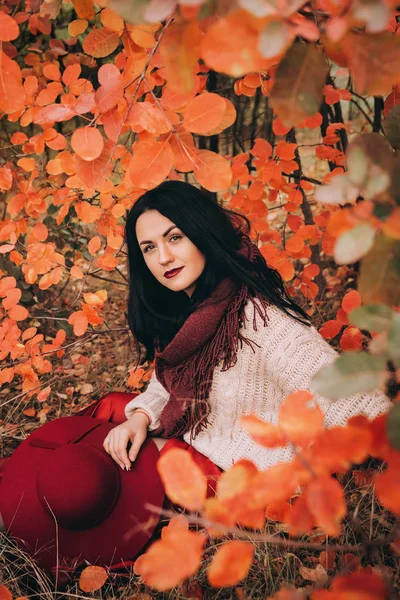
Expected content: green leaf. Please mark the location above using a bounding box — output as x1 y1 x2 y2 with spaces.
349 304 394 332
387 403 400 451
270 41 328 127
108 0 151 23
358 234 400 306
388 312 400 364
311 352 388 400
334 223 376 265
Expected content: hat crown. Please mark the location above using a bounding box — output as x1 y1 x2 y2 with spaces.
36 444 121 531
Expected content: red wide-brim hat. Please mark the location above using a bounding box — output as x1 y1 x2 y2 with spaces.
0 416 164 572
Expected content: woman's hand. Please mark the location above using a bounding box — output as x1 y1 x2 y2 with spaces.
103 412 149 470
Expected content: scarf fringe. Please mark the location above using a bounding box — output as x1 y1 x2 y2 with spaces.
158 234 271 440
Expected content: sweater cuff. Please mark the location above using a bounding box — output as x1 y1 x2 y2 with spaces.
125 397 164 431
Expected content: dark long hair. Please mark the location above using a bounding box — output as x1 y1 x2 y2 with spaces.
125 180 311 365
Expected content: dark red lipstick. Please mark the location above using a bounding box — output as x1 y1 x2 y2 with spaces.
164 267 184 279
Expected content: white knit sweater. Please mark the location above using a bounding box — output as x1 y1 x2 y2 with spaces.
125 299 392 471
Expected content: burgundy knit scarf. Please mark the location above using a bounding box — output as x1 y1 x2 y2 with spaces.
152 233 270 441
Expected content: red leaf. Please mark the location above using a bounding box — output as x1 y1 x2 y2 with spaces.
342 289 362 313
319 319 343 340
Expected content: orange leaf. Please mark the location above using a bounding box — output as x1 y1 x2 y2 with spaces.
169 131 197 173
35 104 76 125
374 465 400 514
342 289 361 313
17 157 36 172
303 425 372 476
71 265 84 279
157 447 207 511
8 304 28 321
75 201 102 223
75 140 113 189
0 276 16 294
0 585 12 600
83 290 107 307
79 566 108 592
128 102 171 135
275 141 297 161
129 23 159 48
100 8 124 32
128 140 173 190
68 19 88 37
88 236 101 255
83 27 120 58
193 149 232 192
95 63 123 113
240 414 287 448
286 493 315 536
279 390 324 446
37 386 51 402
321 568 388 600
68 310 88 336
3 287 21 310
71 0 95 20
201 10 271 77
251 138 273 160
43 63 61 81
0 166 12 190
71 126 104 161
182 93 226 135
159 515 188 542
217 460 258 501
0 51 25 114
0 12 19 41
306 476 346 536
23 408 36 418
11 132 28 145
207 541 254 588
134 529 206 591
159 20 200 93
286 236 304 253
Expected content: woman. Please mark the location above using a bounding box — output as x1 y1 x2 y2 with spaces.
103 180 391 473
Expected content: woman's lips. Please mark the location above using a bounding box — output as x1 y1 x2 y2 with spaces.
164 267 184 279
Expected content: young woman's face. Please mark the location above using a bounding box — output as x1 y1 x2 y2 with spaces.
135 210 206 297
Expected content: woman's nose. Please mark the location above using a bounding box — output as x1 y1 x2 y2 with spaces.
158 245 174 265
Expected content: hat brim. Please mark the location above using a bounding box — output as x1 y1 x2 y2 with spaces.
0 416 165 571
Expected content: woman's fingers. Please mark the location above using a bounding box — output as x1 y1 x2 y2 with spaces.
128 429 146 462
104 430 130 470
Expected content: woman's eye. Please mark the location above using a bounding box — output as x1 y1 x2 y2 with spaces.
143 235 182 253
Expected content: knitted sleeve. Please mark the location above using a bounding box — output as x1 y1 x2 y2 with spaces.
124 369 170 431
258 303 392 428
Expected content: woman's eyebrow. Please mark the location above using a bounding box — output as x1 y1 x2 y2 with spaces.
139 225 179 246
